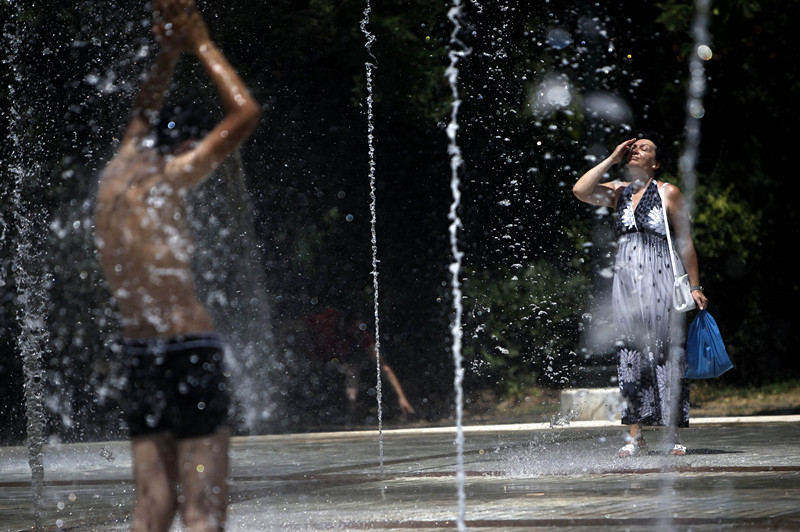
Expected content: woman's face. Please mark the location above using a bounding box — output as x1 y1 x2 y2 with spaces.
627 138 660 173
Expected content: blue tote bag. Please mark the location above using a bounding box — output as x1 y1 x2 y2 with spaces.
685 310 734 379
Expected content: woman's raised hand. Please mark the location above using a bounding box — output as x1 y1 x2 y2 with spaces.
610 138 637 165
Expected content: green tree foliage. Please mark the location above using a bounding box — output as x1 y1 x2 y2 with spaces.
3 0 800 442
692 181 761 280
462 261 590 400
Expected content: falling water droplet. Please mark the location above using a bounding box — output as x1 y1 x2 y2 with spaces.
546 28 572 50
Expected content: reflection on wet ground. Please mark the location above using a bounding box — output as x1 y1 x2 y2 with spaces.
1 416 799 531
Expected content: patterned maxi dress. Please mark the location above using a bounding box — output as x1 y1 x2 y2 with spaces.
612 180 690 428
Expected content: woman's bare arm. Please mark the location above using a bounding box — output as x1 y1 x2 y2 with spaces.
664 183 708 310
572 138 635 207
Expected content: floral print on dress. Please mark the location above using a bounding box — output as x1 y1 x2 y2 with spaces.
618 348 640 382
640 387 657 421
613 179 669 240
620 201 637 231
647 205 667 236
612 179 690 428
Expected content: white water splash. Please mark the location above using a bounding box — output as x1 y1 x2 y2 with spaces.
5 11 48 531
10 168 48 532
360 0 384 475
445 1 471 529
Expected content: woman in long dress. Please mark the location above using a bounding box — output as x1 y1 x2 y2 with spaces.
573 137 708 457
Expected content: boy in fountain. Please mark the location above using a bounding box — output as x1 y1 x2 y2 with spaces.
94 1 260 530
306 307 415 426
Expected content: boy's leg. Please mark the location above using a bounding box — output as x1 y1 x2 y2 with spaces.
177 430 230 532
131 434 179 532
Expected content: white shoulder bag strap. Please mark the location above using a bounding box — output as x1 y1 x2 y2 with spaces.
658 182 679 279
659 182 696 312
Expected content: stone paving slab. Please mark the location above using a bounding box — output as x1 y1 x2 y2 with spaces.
0 416 798 531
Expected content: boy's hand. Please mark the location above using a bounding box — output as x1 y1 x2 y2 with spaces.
153 0 208 50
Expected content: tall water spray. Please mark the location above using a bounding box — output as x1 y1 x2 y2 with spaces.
679 0 712 214
445 1 470 529
4 8 48 531
359 0 385 475
188 151 277 435
656 2 712 530
9 170 48 532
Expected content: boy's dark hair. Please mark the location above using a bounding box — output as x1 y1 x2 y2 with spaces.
153 99 216 153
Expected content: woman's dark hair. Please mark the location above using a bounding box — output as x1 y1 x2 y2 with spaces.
153 99 216 153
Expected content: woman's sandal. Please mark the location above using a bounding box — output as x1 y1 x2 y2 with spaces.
617 438 646 458
667 443 687 456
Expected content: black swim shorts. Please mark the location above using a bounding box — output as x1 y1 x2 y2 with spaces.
123 332 230 439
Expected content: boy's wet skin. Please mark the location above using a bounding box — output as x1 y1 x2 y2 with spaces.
94 0 260 529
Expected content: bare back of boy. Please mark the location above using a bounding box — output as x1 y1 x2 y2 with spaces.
95 147 214 339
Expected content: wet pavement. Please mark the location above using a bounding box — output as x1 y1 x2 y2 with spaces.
1 415 799 531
